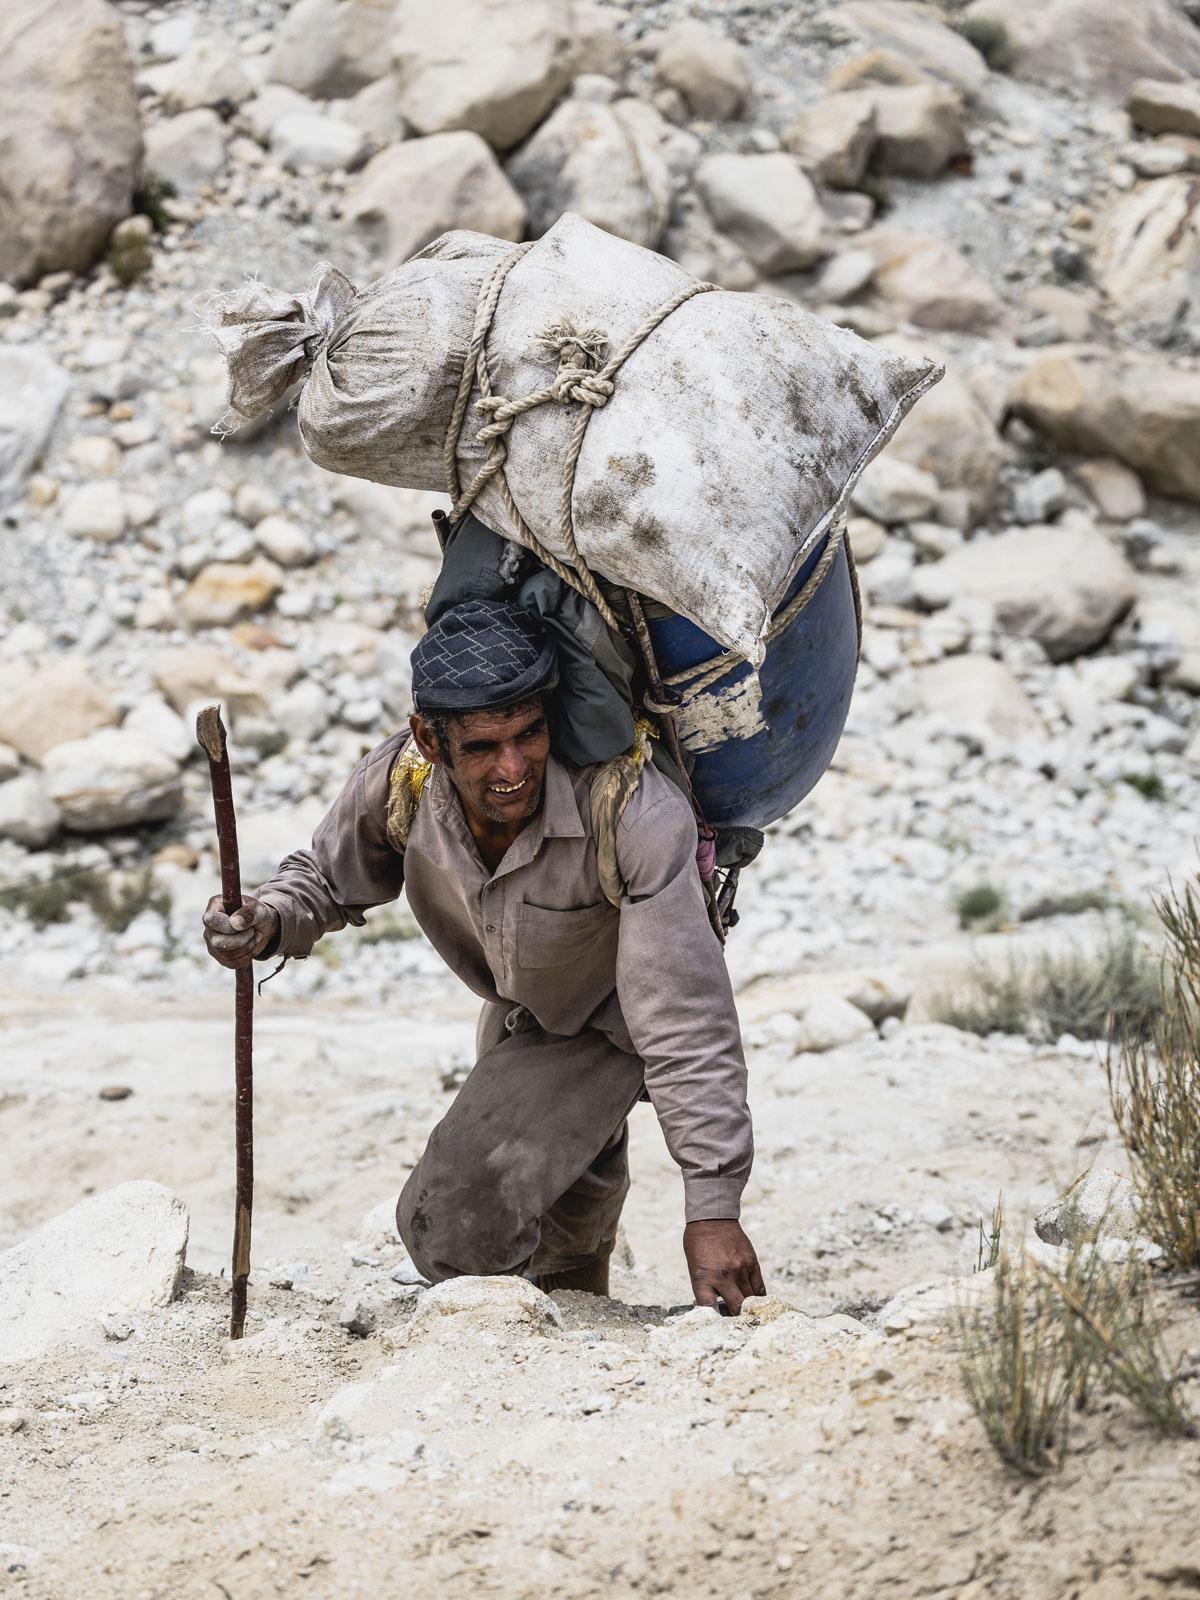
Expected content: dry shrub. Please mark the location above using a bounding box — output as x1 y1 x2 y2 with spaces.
958 1205 1193 1475
1108 878 1200 1271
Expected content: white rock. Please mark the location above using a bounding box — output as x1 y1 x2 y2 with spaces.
67 435 121 476
1127 78 1200 139
42 730 185 831
1034 1168 1142 1245
1097 176 1200 338
507 97 671 249
879 1270 991 1332
0 0 142 287
266 0 395 98
0 743 18 782
915 524 1138 662
863 227 1010 332
61 481 126 543
912 655 1046 751
272 112 368 173
344 131 526 272
694 152 826 275
0 658 118 763
792 995 875 1053
837 1 990 93
851 456 939 524
651 19 751 120
276 679 333 742
182 487 234 538
853 83 968 177
881 336 1005 520
0 348 70 507
1012 467 1069 524
336 76 409 148
121 697 191 766
234 484 281 526
395 1275 563 1344
784 94 878 189
255 514 317 568
148 36 254 112
144 109 227 194
0 1181 188 1363
0 774 61 848
391 0 578 150
241 84 316 145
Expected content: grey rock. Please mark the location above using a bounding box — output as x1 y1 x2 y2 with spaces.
783 94 877 189
146 37 255 112
508 97 670 249
650 19 751 120
0 0 143 287
0 774 62 848
255 515 317 568
266 0 395 99
392 0 577 151
344 132 525 272
0 348 70 507
272 113 369 173
1127 78 1200 139
694 152 826 275
851 456 940 524
1012 467 1069 524
62 481 126 543
42 730 185 831
0 1182 188 1363
144 110 227 194
1035 1168 1141 1245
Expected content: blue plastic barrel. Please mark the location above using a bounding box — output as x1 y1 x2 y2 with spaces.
646 532 859 831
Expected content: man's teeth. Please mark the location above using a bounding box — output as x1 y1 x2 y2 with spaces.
489 778 527 795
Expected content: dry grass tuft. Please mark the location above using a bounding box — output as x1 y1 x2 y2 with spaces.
1108 877 1200 1272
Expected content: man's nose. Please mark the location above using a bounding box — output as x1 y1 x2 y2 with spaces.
491 742 529 783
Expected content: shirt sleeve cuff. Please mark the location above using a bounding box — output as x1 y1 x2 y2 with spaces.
254 890 314 960
683 1175 746 1224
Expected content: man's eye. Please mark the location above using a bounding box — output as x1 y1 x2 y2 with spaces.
521 724 546 739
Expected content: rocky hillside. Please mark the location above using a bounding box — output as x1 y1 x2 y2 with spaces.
1 0 1200 1594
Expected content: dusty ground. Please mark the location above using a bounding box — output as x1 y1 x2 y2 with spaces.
2 964 1199 1600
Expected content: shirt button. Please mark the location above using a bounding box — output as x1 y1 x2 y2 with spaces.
485 924 496 933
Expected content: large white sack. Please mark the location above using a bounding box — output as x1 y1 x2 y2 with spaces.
211 213 941 661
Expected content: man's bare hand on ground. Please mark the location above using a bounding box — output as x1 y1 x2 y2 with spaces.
684 1219 765 1315
203 895 279 968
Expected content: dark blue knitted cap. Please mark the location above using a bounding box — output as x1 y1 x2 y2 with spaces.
410 599 559 714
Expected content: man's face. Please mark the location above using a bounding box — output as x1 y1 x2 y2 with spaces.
413 700 551 829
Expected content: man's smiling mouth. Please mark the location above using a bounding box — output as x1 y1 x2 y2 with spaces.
488 777 529 796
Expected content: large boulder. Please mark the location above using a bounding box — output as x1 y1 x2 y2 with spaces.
863 228 1010 333
343 131 525 271
265 0 396 99
0 349 70 508
181 558 284 628
1127 79 1200 140
391 0 577 151
1013 346 1200 504
694 152 826 275
1097 177 1200 340
835 1 991 94
858 84 968 178
0 774 62 849
912 656 1045 751
508 97 670 248
961 0 1200 102
783 94 878 189
0 1182 188 1364
0 658 118 763
915 524 1138 661
879 337 1005 521
42 729 185 830
143 109 227 194
650 19 751 119
0 0 143 287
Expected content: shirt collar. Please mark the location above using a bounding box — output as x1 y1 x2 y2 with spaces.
425 753 585 875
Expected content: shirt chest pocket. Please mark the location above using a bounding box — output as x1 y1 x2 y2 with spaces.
517 901 616 970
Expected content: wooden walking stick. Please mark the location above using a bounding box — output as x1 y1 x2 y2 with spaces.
196 706 254 1340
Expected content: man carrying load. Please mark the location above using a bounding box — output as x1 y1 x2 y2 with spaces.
202 599 764 1312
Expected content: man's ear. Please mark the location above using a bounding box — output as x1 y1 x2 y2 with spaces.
410 712 441 765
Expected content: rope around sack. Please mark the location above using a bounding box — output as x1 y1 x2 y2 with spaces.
660 518 864 699
441 242 718 635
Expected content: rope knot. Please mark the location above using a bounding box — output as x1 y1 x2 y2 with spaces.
539 319 613 410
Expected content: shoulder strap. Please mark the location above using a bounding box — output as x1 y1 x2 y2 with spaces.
588 717 656 909
385 741 433 852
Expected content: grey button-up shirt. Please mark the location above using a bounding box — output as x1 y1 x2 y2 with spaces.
254 734 752 1222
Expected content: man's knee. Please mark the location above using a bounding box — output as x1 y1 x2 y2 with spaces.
396 1166 529 1283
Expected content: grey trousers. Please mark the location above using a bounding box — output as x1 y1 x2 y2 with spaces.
397 1010 645 1283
